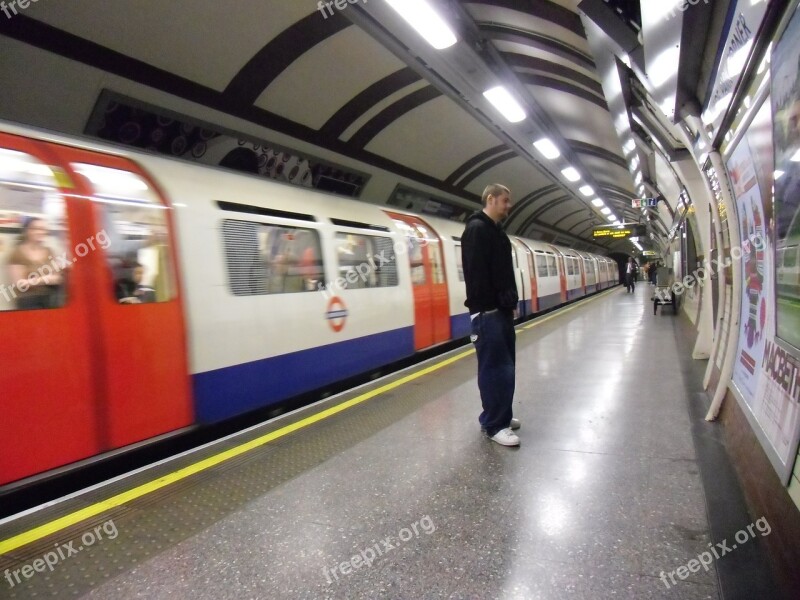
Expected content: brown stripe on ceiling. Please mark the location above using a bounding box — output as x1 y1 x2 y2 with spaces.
320 67 422 139
456 151 517 188
568 140 628 169
479 25 595 70
444 145 508 186
347 86 441 149
505 185 560 228
0 16 481 205
467 0 585 37
504 53 604 96
553 208 590 229
515 213 593 246
530 196 575 221
224 11 351 107
517 73 608 110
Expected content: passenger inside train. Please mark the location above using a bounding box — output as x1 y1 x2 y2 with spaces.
6 216 65 310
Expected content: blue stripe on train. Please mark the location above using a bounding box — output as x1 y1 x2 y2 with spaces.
193 326 415 423
451 313 471 339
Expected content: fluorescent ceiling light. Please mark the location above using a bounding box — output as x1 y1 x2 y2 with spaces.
607 214 617 221
591 198 605 207
600 207 611 214
775 169 785 180
561 167 581 182
791 149 800 162
579 185 594 196
385 0 457 49
533 138 560 159
483 86 526 123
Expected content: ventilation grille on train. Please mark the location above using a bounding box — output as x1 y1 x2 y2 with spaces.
221 220 269 296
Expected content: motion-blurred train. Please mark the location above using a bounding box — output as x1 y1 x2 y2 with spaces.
0 121 618 488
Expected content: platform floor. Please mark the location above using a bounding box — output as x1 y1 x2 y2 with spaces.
0 284 781 599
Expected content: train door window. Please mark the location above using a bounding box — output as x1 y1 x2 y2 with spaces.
392 219 426 285
455 244 464 282
428 237 445 284
785 245 797 267
546 254 557 277
221 219 323 295
72 163 176 304
535 252 548 277
0 148 69 311
335 233 397 289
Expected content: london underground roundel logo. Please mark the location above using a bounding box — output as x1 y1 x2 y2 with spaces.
325 296 348 332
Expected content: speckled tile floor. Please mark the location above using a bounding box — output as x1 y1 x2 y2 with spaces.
0 286 779 599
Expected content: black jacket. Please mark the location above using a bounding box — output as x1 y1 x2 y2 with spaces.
461 211 518 313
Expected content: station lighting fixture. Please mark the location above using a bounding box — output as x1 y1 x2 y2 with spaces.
600 207 611 215
533 138 560 159
385 0 457 49
634 172 643 184
483 86 527 123
561 166 581 182
579 185 594 196
591 198 604 207
775 170 785 180
607 214 617 221
791 149 800 162
624 140 636 153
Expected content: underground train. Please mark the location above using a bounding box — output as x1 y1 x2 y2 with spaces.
0 121 618 488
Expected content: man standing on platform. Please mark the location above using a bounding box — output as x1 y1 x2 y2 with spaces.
461 183 521 447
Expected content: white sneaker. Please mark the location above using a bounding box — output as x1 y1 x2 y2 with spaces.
490 428 520 446
510 418 521 430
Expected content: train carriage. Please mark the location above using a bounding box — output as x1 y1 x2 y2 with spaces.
0 121 617 489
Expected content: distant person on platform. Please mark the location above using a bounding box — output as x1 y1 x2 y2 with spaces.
461 183 521 447
625 257 637 293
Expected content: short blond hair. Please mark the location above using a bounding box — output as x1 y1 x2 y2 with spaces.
481 183 510 205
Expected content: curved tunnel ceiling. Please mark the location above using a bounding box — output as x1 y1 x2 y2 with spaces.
0 0 651 252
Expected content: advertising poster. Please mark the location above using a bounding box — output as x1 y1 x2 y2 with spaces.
771 6 800 351
728 140 770 402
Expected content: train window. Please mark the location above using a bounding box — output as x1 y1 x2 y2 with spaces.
0 149 69 311
427 236 445 284
391 219 426 285
73 163 176 304
455 244 464 282
335 232 398 289
785 245 797 268
546 254 557 277
221 219 323 295
535 252 548 277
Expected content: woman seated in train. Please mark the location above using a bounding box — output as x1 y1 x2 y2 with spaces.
6 217 64 310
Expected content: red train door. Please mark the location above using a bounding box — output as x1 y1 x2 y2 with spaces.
385 212 450 350
48 145 194 451
518 240 538 313
551 247 567 303
0 134 100 485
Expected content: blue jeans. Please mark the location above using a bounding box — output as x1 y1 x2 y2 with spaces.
471 310 516 437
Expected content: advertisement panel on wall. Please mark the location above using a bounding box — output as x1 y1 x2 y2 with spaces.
724 51 800 481
771 6 800 352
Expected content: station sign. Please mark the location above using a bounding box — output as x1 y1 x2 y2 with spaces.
631 198 659 208
592 224 646 239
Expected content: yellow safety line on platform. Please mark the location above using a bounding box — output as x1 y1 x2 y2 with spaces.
0 286 618 555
